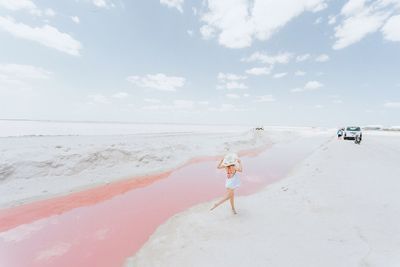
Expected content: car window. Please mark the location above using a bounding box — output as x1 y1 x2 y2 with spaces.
346 127 360 131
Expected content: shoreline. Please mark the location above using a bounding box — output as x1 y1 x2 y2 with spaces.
0 139 272 211
0 130 330 267
0 126 322 209
0 143 271 232
0 129 274 209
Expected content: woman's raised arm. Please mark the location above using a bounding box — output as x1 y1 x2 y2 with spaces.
217 158 225 169
236 159 243 172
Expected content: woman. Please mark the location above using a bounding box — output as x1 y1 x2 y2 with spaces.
337 128 344 139
210 154 243 214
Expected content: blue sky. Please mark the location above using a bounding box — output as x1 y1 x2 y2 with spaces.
0 0 399 127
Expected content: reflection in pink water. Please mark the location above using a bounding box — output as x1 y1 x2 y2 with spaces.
0 136 327 267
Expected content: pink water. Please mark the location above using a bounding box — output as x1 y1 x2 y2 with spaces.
0 136 328 267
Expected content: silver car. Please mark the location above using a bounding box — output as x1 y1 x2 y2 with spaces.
344 126 362 140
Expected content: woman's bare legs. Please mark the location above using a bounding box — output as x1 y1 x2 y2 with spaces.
229 190 237 214
210 189 231 211
210 189 236 214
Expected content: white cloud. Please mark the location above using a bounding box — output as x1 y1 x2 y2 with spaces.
127 73 185 91
198 100 209 105
200 0 328 48
200 0 251 48
315 17 323 24
245 66 272 75
328 15 337 24
295 53 329 63
187 30 194 36
294 70 306 76
314 104 324 108
333 12 388 49
242 51 292 65
0 0 41 15
112 92 129 99
341 0 365 16
291 80 324 92
217 72 248 90
75 0 116 8
91 0 115 8
384 102 400 108
0 0 36 11
219 81 248 90
71 16 80 24
218 73 246 81
160 0 184 13
200 25 215 39
0 0 57 17
332 0 400 49
254 94 276 102
273 72 287 79
296 53 310 62
313 2 328 12
93 0 107 7
305 80 324 90
382 15 400 41
315 54 330 62
332 99 343 104
0 16 82 56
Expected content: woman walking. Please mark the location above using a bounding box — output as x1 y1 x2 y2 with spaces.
210 153 242 214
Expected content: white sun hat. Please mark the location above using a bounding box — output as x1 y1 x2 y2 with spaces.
222 152 239 167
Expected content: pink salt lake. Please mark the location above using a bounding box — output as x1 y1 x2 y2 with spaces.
0 135 328 267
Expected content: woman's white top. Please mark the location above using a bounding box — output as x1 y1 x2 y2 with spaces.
225 172 241 189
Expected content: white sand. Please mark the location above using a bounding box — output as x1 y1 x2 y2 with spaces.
125 131 400 267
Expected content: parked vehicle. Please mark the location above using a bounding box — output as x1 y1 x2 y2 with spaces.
344 126 362 140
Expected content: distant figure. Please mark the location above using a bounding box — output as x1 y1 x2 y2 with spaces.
354 133 362 144
210 153 242 214
337 128 344 139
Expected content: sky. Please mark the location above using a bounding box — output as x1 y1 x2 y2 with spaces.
0 0 399 127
